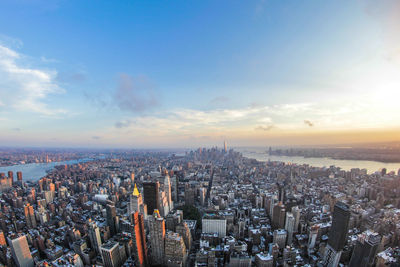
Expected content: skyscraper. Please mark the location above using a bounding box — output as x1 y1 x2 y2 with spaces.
132 211 148 267
223 141 227 153
106 204 117 236
101 241 121 267
284 212 295 245
143 181 160 214
88 219 102 255
291 206 301 233
148 210 165 266
272 202 285 229
349 230 381 267
17 171 22 182
8 234 34 267
24 203 36 229
176 222 192 251
129 184 143 214
323 201 350 267
164 175 173 211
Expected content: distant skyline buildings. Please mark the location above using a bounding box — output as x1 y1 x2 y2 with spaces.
0 1 400 148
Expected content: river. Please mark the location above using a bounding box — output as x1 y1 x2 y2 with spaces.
0 158 92 182
236 147 400 174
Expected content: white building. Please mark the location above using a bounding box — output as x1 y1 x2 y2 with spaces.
202 218 227 238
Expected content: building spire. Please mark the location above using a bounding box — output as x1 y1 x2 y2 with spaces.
133 183 140 196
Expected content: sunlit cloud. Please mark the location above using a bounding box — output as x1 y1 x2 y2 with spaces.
0 44 66 116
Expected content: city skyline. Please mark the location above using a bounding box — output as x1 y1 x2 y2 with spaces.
1 0 399 148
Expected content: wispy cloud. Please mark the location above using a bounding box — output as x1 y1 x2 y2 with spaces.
0 44 66 116
115 120 132 129
114 74 158 113
304 120 314 127
255 125 274 131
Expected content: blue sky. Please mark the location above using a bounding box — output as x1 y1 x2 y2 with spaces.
0 0 399 148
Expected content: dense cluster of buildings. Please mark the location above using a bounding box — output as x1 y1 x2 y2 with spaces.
0 146 399 266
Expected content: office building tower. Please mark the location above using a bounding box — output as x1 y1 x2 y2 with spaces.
164 175 173 210
308 224 320 255
273 229 287 249
101 241 121 267
88 219 102 255
323 202 350 267
106 204 117 236
202 217 227 238
8 171 13 185
129 184 143 214
176 222 192 251
272 202 285 229
291 206 301 233
132 212 148 267
284 212 295 245
0 231 6 246
17 171 22 182
171 176 178 203
148 210 165 266
143 181 160 214
184 185 195 206
159 191 170 217
24 203 36 228
8 235 34 267
349 230 381 267
224 141 227 153
165 232 187 267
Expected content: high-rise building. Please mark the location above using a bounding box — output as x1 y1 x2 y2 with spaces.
143 181 160 214
132 211 148 267
223 141 227 153
284 212 295 245
129 184 143 214
184 185 195 206
148 210 165 266
0 231 6 246
349 230 381 267
291 206 301 233
88 219 102 255
273 229 287 249
272 202 285 229
176 222 192 251
106 204 117 236
101 241 121 267
24 203 36 229
17 171 22 182
323 202 350 267
165 232 187 267
164 175 173 211
308 224 320 255
8 171 13 185
8 234 34 267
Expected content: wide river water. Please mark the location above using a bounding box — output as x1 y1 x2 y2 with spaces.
0 158 92 182
236 147 400 174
